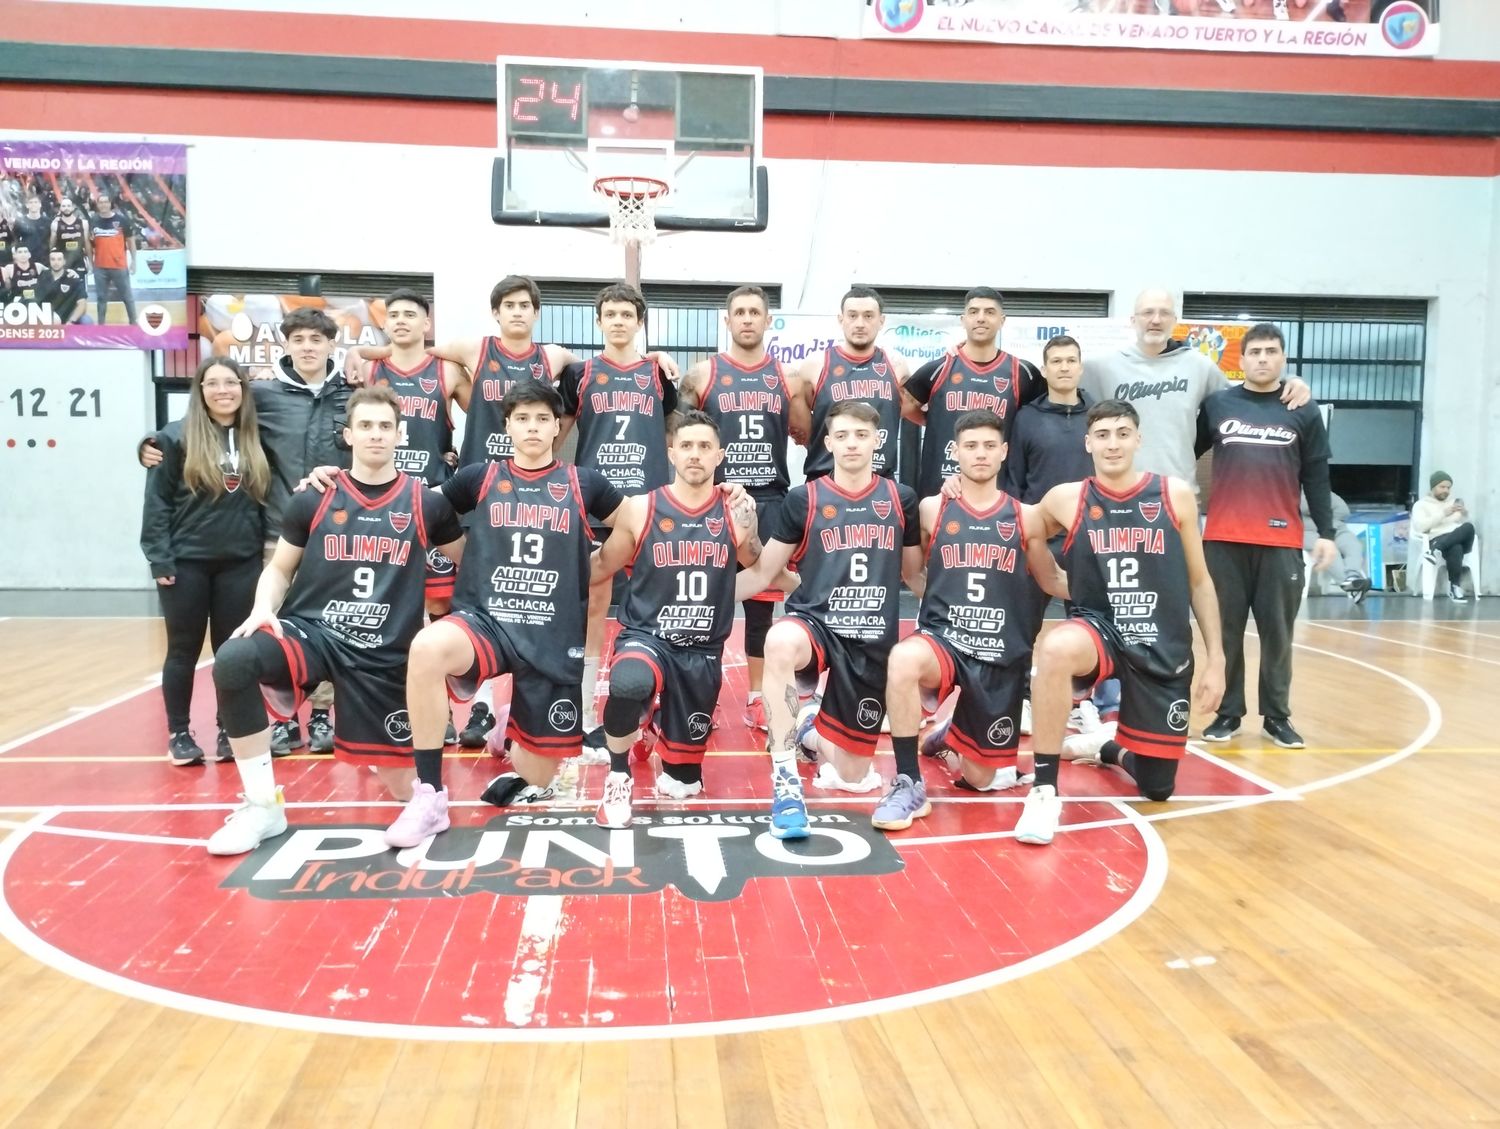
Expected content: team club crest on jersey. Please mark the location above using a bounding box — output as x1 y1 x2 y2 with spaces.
1139 501 1162 523
763 373 780 390
872 362 888 378
389 511 412 534
418 377 439 395
531 362 545 378
635 371 653 391
548 481 569 502
222 472 242 493
997 521 1016 541
872 499 892 520
705 516 724 537
993 376 1011 395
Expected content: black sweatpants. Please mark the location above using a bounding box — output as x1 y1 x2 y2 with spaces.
1204 541 1303 722
156 555 260 731
1429 522 1475 582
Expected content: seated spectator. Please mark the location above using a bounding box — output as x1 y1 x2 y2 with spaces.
1412 471 1477 602
1301 490 1372 604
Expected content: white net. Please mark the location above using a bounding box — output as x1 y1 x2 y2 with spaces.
594 177 668 247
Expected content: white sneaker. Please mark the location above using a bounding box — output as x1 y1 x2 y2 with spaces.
1063 721 1117 766
1020 699 1033 736
595 771 633 828
654 772 704 800
1450 584 1469 603
207 789 287 856
811 761 883 793
1068 699 1101 734
1014 785 1062 846
384 782 450 848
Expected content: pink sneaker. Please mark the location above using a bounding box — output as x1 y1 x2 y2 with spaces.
384 782 450 848
744 697 768 732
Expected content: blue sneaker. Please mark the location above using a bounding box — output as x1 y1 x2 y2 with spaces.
872 774 930 832
793 698 821 763
770 765 810 839
920 716 952 759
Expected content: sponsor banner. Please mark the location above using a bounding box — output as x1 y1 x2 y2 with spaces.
751 312 1247 383
198 293 426 374
0 141 188 348
862 0 1439 58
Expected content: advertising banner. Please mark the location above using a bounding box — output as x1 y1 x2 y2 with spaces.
0 141 188 348
862 0 1439 58
197 293 412 374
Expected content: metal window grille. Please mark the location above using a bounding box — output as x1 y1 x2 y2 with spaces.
537 280 783 368
870 287 1111 317
1181 294 1428 405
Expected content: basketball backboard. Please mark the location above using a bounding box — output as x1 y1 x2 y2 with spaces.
492 57 767 233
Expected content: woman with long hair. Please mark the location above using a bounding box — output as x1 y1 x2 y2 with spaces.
142 356 271 765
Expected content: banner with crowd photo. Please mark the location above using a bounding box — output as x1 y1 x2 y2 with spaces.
197 293 420 374
0 141 188 349
863 0 1438 58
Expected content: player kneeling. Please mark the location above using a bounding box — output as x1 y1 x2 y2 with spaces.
878 410 1066 832
588 410 762 827
737 402 923 839
208 386 465 855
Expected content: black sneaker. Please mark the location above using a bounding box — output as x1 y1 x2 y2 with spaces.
270 720 303 757
214 728 235 763
307 709 334 754
1202 715 1241 742
1263 717 1305 749
1340 576 1372 606
459 702 496 748
167 730 204 767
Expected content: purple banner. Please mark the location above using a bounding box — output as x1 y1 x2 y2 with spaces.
1 141 188 349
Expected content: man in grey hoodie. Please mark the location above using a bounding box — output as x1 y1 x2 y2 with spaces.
1083 289 1309 487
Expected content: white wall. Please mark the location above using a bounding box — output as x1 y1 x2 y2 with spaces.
0 350 156 588
5 127 1496 590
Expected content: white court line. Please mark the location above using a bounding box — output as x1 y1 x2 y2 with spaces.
0 813 207 849
0 659 212 756
1418 622 1500 643
901 635 1441 846
1302 621 1500 667
1186 741 1289 795
0 800 1172 1044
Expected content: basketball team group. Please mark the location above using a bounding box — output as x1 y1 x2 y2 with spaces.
140 278 1337 857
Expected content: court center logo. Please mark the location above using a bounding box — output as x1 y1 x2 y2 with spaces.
221 810 903 903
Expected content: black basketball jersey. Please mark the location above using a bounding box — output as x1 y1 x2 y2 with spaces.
1063 474 1191 677
371 355 453 486
54 214 87 264
7 261 40 303
918 349 1030 497
574 356 672 494
0 218 12 262
919 494 1039 665
279 473 429 663
699 352 791 498
619 487 738 649
451 460 592 682
787 476 906 647
459 338 553 467
804 346 901 480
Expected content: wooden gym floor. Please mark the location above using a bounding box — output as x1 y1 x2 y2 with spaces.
0 594 1496 1128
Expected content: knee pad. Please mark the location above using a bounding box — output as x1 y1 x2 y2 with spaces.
741 599 774 657
602 657 656 738
212 636 265 694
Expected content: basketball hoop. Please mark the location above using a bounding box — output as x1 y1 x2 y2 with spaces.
593 176 669 247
